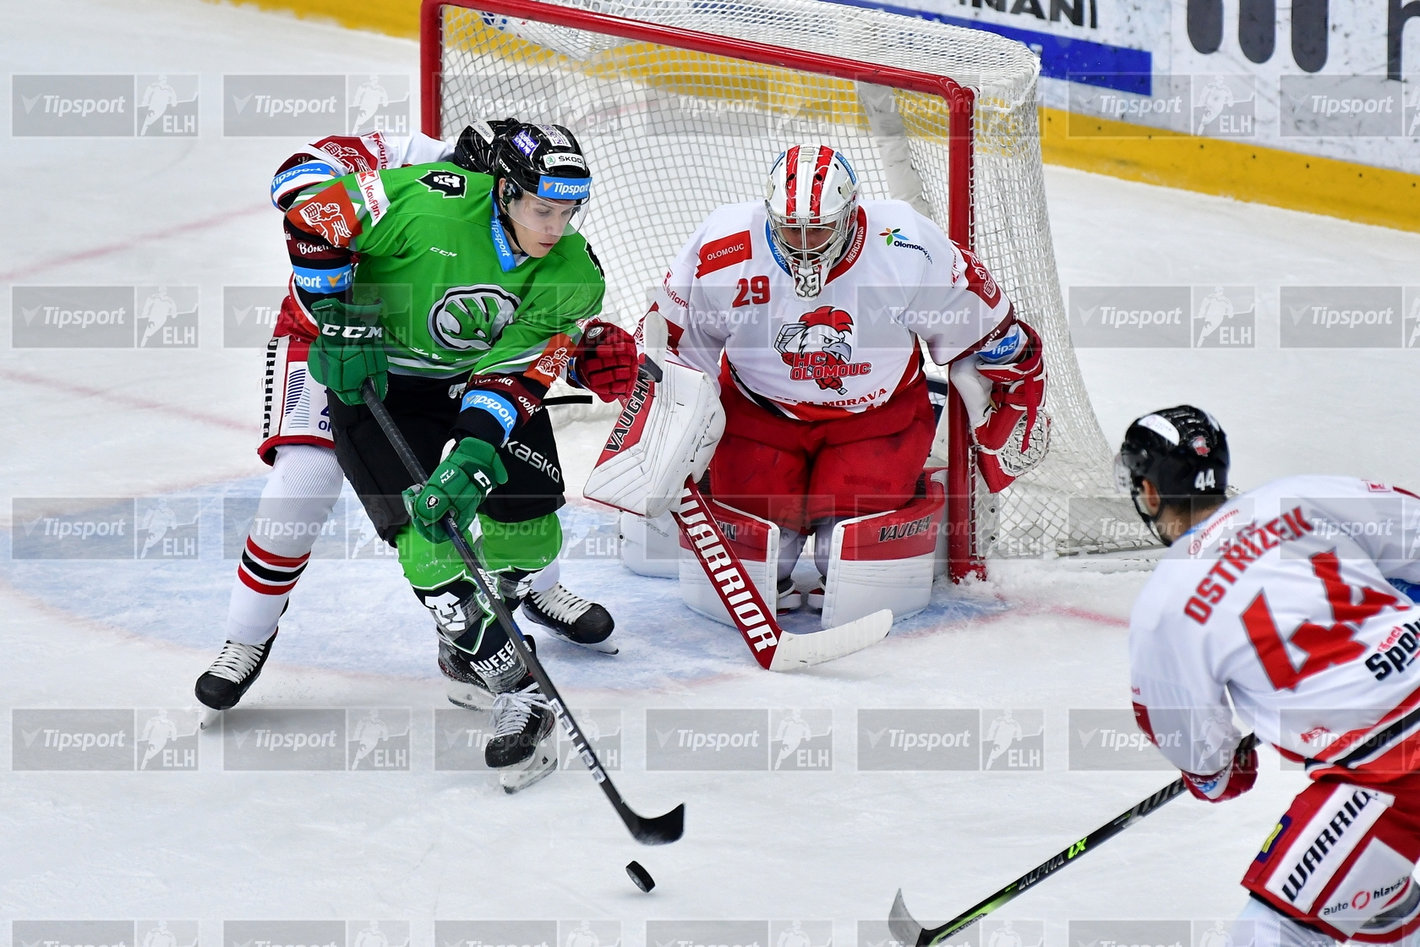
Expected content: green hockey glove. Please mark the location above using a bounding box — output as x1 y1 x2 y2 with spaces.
308 297 388 406
402 438 509 543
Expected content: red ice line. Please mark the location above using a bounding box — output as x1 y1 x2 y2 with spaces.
0 204 268 283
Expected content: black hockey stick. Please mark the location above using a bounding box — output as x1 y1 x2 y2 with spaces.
360 381 685 845
889 734 1260 946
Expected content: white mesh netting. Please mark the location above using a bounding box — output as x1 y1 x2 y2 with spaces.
430 0 1149 559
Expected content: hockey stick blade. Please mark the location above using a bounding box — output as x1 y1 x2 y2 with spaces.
768 608 893 670
360 382 685 845
889 735 1260 946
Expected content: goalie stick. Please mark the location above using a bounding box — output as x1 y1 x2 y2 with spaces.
888 734 1261 946
361 381 684 845
673 476 893 670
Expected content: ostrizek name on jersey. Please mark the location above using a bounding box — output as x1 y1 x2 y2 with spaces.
1184 505 1314 623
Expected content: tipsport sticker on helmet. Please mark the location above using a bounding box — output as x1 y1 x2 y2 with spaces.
536 176 591 200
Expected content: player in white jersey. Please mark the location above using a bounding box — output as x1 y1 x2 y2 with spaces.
1119 405 1420 947
195 122 614 714
646 144 1047 607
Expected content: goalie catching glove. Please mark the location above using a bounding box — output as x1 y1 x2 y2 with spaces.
584 360 725 518
567 319 638 402
308 297 388 406
948 319 1050 492
402 438 508 542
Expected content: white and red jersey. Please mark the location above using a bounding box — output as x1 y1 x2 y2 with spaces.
270 131 454 340
649 199 1013 421
1130 475 1420 784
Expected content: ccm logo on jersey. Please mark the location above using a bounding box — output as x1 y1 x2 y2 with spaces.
1367 621 1420 680
696 231 751 277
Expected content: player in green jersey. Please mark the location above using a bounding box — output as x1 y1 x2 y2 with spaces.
283 121 639 785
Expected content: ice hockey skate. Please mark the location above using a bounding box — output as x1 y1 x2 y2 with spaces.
437 636 494 712
522 583 617 654
485 674 558 793
194 631 279 725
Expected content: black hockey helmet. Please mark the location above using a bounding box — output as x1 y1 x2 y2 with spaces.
1115 405 1230 534
490 121 592 206
450 117 521 175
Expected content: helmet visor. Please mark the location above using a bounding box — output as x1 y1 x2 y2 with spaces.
504 191 589 237
1112 451 1134 494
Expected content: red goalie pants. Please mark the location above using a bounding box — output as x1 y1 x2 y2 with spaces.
708 376 935 532
1242 772 1420 942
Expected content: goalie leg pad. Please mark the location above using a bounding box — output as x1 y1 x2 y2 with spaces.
584 362 725 518
820 477 944 628
620 510 681 578
679 498 781 627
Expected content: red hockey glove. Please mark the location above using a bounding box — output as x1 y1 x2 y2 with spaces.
569 319 638 402
1182 741 1258 803
974 320 1047 454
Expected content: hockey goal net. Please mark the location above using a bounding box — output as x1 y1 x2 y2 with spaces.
421 0 1150 576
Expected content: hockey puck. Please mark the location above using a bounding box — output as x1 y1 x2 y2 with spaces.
625 859 655 893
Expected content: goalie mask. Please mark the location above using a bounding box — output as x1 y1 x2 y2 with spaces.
1115 405 1230 540
765 145 860 298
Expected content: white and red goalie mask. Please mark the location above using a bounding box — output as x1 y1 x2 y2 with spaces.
764 144 860 298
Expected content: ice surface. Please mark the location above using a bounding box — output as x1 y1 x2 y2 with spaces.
4 0 1420 935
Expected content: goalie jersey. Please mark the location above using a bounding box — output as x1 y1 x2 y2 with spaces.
1129 475 1420 783
649 199 1013 421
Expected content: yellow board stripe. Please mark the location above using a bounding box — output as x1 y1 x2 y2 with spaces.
213 0 1420 232
1041 107 1420 233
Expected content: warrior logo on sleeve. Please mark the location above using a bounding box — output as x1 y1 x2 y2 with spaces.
774 305 870 395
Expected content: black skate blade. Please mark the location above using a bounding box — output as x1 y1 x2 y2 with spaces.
198 708 223 731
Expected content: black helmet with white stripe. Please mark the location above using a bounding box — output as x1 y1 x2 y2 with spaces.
1116 405 1230 538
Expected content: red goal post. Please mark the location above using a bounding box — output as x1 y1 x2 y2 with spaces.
419 0 1149 579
